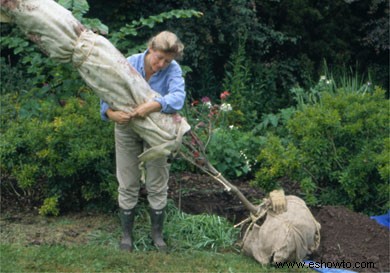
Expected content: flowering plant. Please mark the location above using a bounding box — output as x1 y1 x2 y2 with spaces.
178 91 259 215
185 91 233 145
178 129 258 215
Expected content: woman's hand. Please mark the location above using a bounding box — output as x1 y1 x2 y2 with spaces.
106 108 132 124
129 101 162 119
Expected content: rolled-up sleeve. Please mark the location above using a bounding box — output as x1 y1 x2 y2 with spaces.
99 51 186 119
151 62 186 114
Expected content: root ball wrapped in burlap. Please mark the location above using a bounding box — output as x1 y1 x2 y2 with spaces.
241 195 321 265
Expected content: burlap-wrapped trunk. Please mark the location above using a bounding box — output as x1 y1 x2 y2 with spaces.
0 0 190 161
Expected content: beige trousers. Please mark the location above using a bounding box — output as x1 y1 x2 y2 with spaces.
115 123 170 210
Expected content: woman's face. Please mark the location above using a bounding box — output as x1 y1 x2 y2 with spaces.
147 48 175 73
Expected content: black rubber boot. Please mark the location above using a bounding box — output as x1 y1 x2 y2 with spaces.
150 208 168 252
119 208 135 251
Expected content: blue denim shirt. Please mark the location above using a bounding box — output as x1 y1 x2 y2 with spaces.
100 49 186 121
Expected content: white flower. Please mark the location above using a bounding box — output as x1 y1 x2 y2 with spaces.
203 101 212 108
240 150 252 171
220 103 232 112
320 75 327 81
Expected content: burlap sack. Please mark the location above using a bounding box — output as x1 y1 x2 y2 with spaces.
0 0 190 161
241 195 321 265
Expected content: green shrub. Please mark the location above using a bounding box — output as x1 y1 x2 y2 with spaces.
38 195 60 216
0 92 116 212
180 92 262 179
206 127 262 179
253 86 389 214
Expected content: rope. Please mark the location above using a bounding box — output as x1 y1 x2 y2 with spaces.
237 201 268 244
214 172 221 178
238 196 321 257
203 168 231 191
139 161 146 184
73 30 97 68
269 198 321 255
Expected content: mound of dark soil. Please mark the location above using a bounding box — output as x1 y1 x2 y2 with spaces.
311 206 389 273
169 172 389 273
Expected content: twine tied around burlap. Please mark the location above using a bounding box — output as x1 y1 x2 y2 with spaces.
235 195 321 265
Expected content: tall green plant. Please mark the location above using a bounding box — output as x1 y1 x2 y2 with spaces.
222 32 250 112
220 29 307 129
221 31 257 129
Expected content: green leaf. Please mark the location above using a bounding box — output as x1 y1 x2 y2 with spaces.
110 9 202 50
82 18 109 35
57 0 72 9
58 0 89 21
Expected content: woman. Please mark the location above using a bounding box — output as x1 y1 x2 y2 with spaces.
100 31 185 252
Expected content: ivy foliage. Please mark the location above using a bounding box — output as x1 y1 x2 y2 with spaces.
58 0 109 34
0 0 109 116
109 9 203 56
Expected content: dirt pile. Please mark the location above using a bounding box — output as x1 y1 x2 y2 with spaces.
312 206 389 273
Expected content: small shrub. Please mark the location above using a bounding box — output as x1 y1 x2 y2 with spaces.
181 92 262 179
206 127 262 179
253 86 389 214
39 196 60 216
0 92 116 213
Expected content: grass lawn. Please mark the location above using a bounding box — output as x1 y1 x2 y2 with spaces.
0 206 312 272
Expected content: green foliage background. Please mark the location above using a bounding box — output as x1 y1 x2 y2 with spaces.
86 0 388 107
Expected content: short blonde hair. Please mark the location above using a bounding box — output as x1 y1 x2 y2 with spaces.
147 31 184 60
